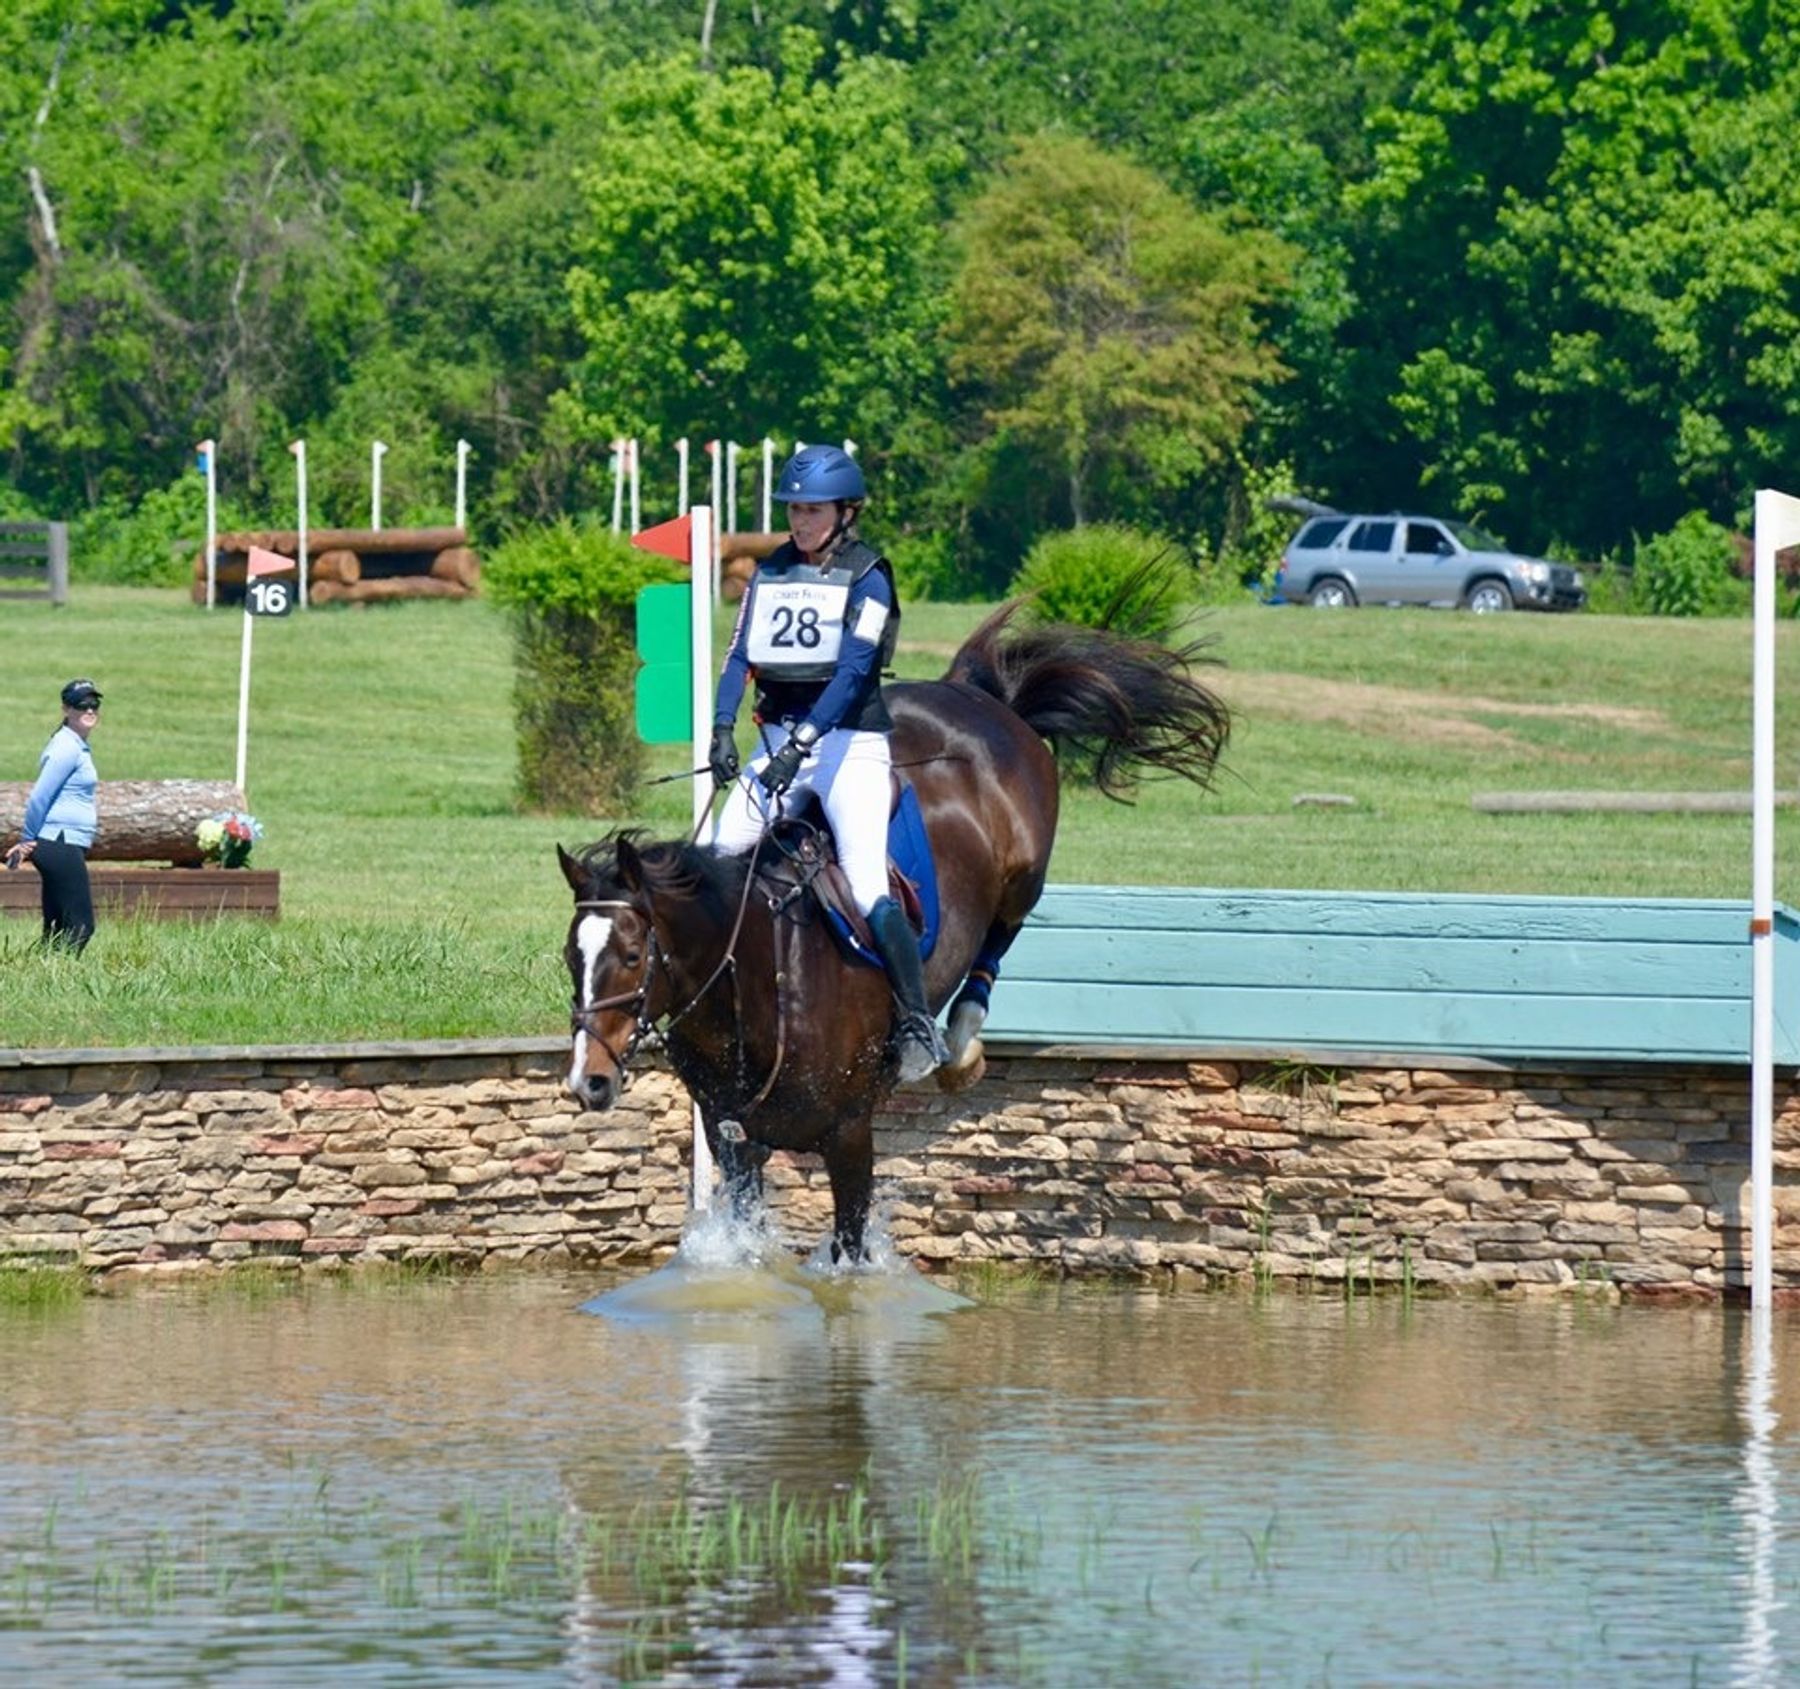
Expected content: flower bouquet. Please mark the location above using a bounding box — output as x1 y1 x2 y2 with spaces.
196 811 263 869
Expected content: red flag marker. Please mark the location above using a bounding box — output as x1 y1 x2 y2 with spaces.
630 513 692 563
247 545 297 577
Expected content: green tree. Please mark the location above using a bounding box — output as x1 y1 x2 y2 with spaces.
944 135 1291 528
558 32 953 496
1344 0 1800 555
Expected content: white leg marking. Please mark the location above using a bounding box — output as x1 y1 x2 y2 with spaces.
947 998 987 1063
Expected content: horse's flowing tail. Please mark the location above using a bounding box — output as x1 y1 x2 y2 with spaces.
945 599 1231 798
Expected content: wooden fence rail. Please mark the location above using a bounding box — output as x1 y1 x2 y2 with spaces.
0 521 69 605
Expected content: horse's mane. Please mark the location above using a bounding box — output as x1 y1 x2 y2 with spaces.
573 829 745 917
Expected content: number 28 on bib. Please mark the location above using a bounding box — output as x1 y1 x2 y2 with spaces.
745 579 848 671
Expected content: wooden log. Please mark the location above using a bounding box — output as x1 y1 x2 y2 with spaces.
0 779 248 865
1473 790 1800 814
720 532 786 566
310 575 472 605
311 547 362 586
429 546 481 590
216 526 466 556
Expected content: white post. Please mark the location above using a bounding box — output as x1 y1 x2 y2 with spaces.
610 440 625 533
288 439 309 611
689 503 718 1209
235 597 255 794
455 438 470 533
1751 489 1800 1309
628 438 641 533
725 439 740 536
370 440 388 531
197 439 217 609
707 440 723 595
761 436 775 532
676 437 690 516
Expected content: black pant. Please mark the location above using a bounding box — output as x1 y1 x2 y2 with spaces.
32 834 94 953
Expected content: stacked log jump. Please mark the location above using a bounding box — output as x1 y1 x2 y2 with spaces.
0 780 279 920
719 532 785 600
193 528 480 607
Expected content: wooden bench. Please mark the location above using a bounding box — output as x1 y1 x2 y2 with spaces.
0 521 69 605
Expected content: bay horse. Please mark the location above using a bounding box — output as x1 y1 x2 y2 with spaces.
558 599 1230 1262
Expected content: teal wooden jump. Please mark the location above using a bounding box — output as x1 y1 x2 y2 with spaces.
981 887 1800 1065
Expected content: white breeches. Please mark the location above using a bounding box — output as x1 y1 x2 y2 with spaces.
711 725 892 915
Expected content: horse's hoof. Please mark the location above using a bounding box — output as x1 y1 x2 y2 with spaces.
936 1038 986 1093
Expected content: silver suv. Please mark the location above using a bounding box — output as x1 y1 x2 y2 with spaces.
1275 513 1585 612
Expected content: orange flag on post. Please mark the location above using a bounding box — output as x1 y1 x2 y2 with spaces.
630 513 693 564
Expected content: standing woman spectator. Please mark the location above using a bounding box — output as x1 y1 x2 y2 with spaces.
5 679 103 952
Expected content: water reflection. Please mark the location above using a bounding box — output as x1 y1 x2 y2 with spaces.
1736 1306 1782 1688
0 1271 1796 1684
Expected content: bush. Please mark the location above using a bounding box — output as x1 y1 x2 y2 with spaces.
73 478 231 588
1633 512 1746 618
485 521 682 813
1011 524 1194 639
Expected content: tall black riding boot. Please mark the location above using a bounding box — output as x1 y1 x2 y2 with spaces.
868 896 949 1082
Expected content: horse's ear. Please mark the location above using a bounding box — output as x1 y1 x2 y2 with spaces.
615 836 644 893
556 845 587 896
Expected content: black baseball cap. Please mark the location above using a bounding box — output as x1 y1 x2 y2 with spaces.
60 679 103 708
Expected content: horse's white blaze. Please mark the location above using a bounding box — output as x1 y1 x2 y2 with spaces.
568 912 614 1095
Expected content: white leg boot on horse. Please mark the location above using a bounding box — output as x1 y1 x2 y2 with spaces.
869 895 950 1082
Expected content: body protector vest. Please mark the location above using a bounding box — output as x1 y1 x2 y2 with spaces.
746 537 898 733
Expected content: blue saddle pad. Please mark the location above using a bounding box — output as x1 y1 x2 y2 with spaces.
824 783 940 967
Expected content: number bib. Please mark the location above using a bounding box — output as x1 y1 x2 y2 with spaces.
745 577 849 673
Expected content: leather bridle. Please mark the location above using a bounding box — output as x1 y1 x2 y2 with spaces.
568 898 663 1088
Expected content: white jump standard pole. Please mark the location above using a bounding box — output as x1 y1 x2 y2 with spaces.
289 439 309 610
1750 489 1800 1309
370 440 388 531
688 504 718 1210
197 439 218 609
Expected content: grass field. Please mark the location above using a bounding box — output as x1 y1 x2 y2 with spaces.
0 586 1794 1047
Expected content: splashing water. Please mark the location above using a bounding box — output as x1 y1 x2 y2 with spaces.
582 1196 969 1324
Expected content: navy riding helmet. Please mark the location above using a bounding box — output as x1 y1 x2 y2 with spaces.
774 444 866 504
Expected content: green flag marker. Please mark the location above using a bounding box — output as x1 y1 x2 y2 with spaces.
634 581 693 743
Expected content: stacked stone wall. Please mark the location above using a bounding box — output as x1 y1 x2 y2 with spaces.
1 1042 1794 1296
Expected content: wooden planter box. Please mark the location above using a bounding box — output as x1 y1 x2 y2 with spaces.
0 866 280 921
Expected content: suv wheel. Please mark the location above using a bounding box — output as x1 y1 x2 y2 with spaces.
1463 579 1513 613
1309 576 1356 609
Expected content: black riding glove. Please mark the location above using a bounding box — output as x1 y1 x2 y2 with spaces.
759 737 807 797
709 724 740 787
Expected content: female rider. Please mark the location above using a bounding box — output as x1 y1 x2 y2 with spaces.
707 444 949 1082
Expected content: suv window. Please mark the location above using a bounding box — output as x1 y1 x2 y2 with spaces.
1406 522 1453 555
1347 520 1396 552
1292 517 1348 550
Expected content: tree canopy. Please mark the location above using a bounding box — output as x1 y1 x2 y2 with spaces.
3 0 1798 586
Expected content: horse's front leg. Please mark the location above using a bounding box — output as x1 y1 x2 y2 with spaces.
822 1114 874 1265
709 1118 772 1224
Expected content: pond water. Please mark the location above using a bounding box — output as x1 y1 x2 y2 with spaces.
1 1231 1796 1686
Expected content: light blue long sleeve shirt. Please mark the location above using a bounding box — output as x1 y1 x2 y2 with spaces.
21 725 98 847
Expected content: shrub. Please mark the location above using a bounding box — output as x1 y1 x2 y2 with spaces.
1011 524 1194 639
1633 512 1746 618
74 478 232 588
484 520 682 813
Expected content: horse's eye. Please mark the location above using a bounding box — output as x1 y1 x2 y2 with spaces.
623 950 642 967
